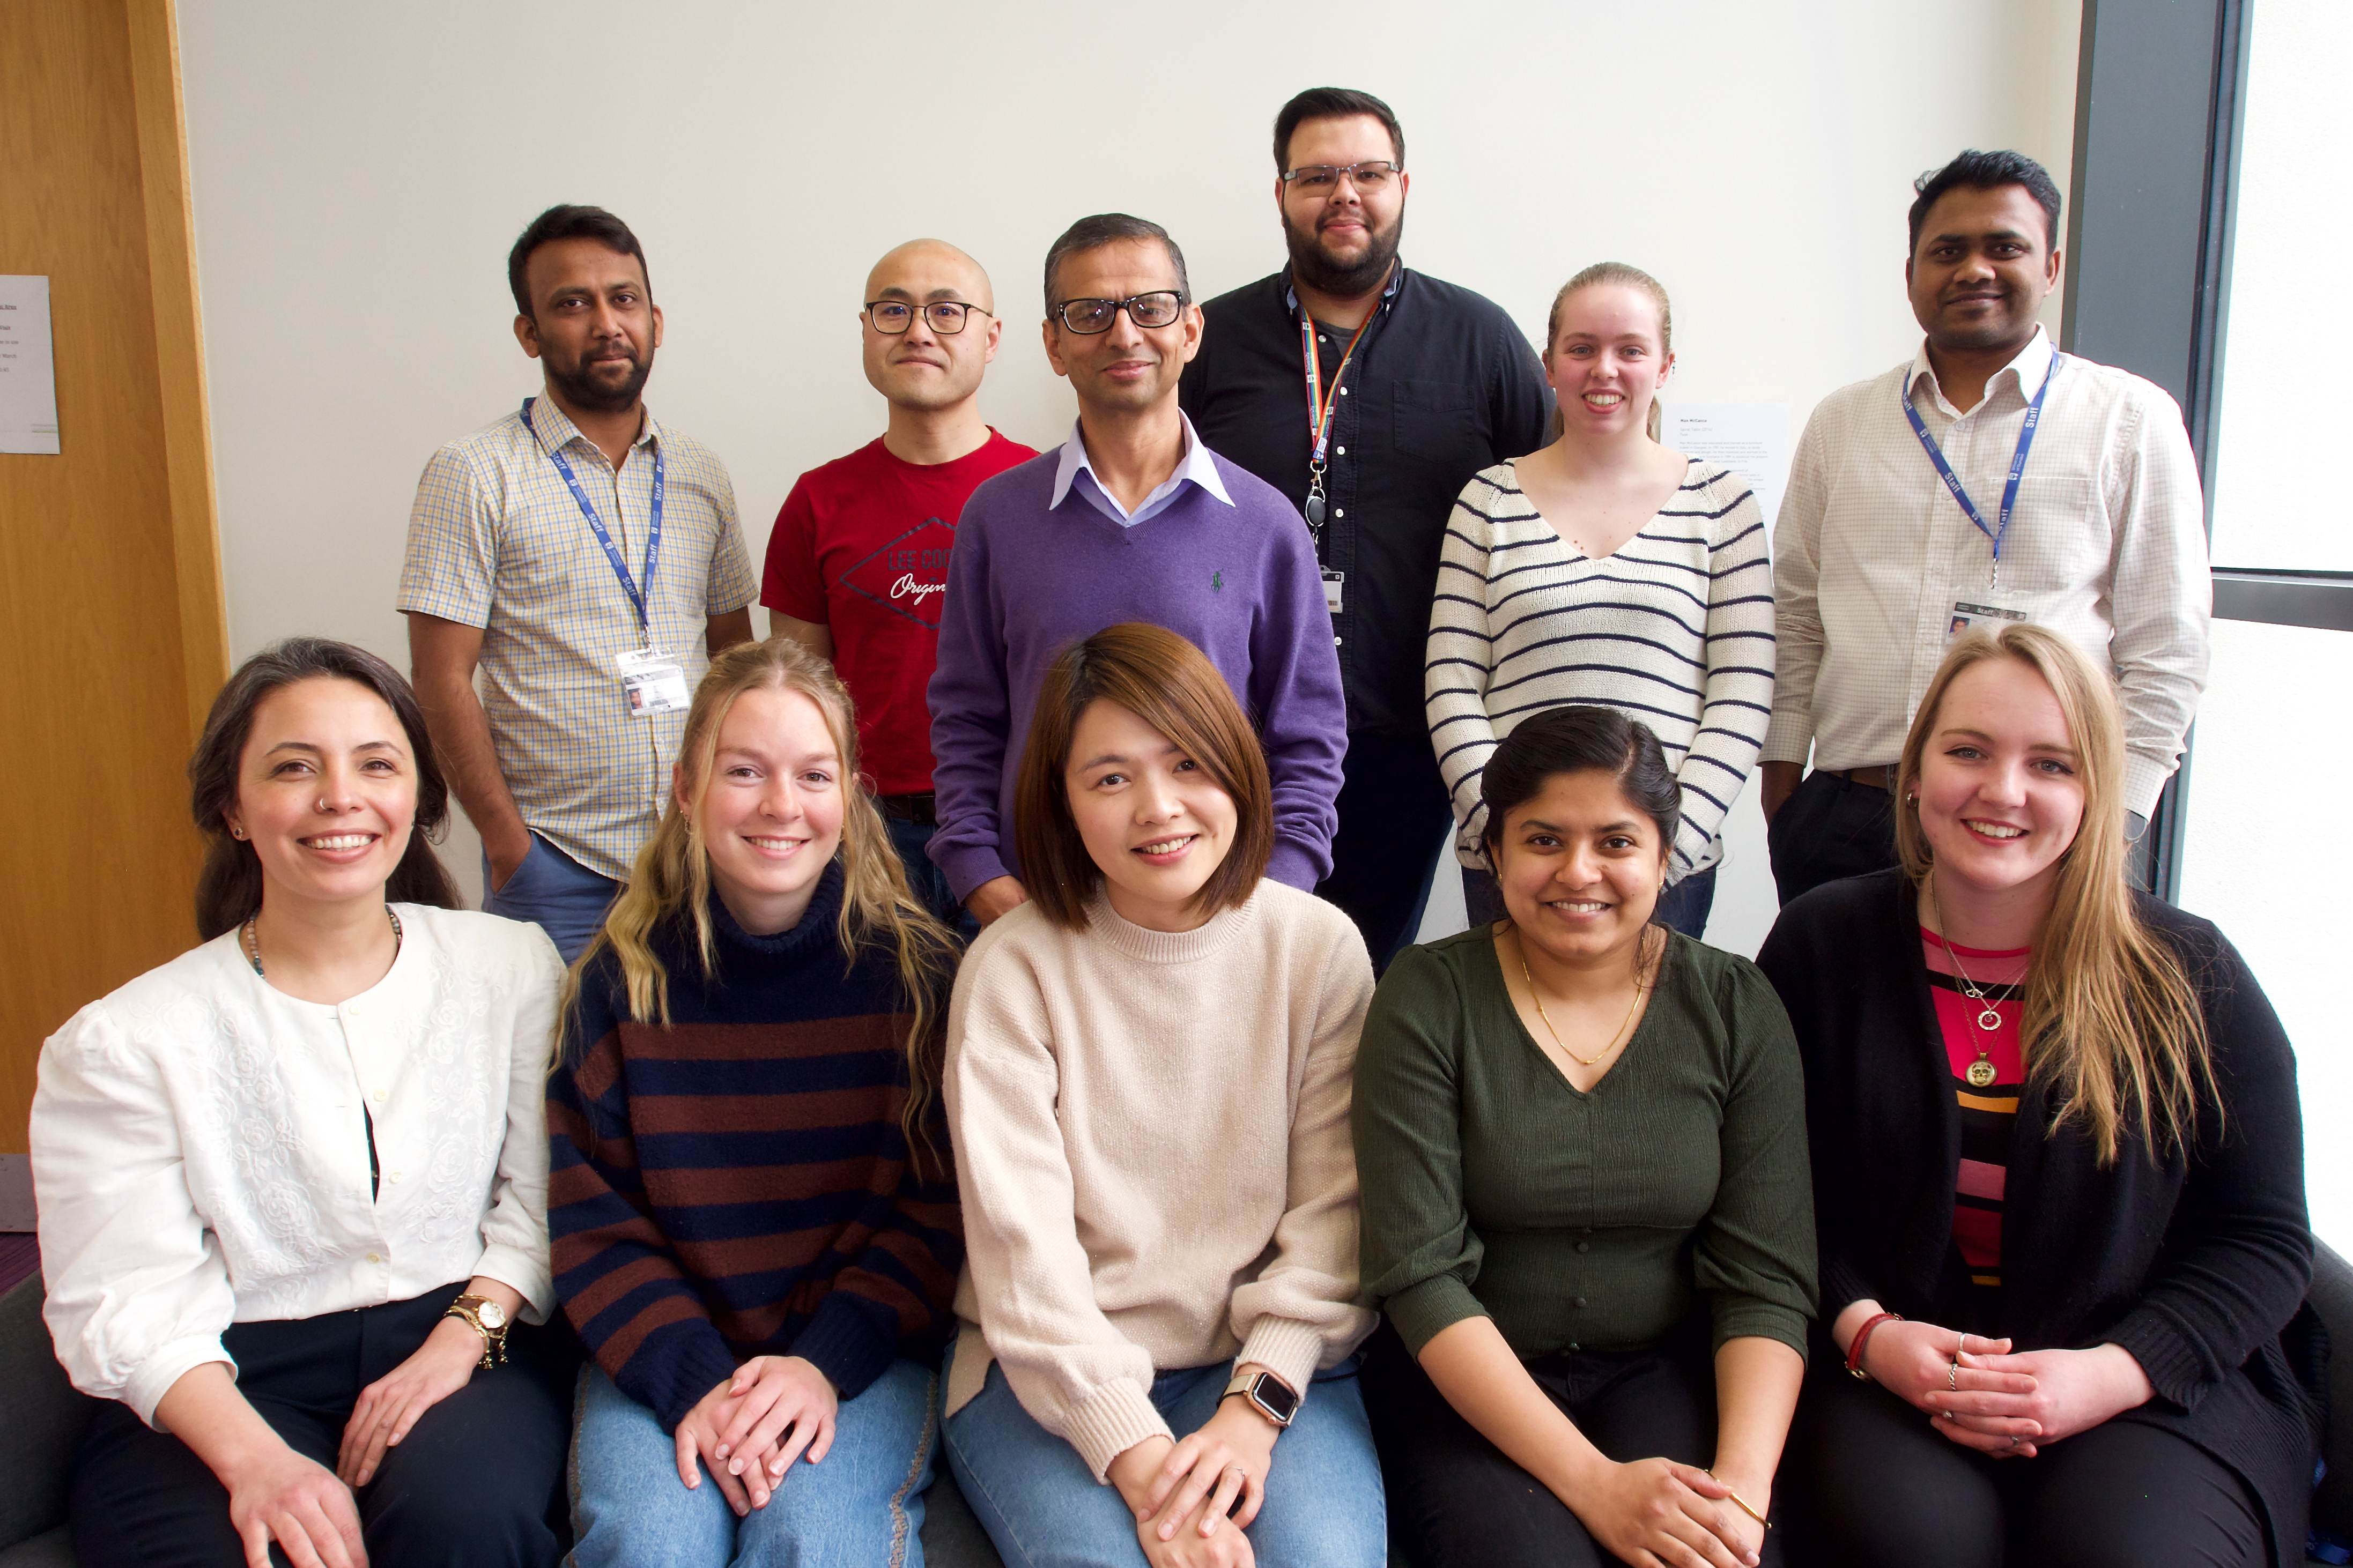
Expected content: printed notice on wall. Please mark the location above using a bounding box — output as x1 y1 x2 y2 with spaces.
0 276 62 455
1663 402 1788 531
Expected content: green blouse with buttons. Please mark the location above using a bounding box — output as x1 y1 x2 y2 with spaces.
1353 925 1817 1362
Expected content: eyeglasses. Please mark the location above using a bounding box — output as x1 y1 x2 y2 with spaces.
1281 160 1402 196
1053 291 1187 335
865 299 993 335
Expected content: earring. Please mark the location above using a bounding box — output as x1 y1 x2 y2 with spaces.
228 826 246 840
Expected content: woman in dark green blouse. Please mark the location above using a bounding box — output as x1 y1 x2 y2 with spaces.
1356 705 1815 1568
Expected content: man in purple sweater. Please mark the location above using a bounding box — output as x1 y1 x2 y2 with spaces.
928 213 1346 926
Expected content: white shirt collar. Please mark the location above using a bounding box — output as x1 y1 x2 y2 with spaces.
1049 410 1233 521
1907 326 2056 415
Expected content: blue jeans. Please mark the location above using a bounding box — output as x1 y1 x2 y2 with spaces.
942 1348 1385 1568
569 1360 939 1568
1463 863 1718 940
883 815 978 942
482 831 621 963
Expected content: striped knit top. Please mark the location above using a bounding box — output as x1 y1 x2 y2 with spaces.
1425 458 1775 878
1921 930 2027 1320
547 860 962 1431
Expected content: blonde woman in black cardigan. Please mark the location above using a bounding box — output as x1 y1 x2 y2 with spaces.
1756 624 2322 1567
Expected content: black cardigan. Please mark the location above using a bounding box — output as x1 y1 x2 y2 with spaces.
1756 870 2325 1563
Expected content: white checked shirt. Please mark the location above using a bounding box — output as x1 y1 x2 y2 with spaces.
397 398 757 881
1765 330 2210 816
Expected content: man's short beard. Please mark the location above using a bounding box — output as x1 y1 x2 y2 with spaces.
545 350 652 414
1285 209 1403 300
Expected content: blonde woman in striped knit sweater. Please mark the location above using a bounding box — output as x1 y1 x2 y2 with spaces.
1425 263 1774 937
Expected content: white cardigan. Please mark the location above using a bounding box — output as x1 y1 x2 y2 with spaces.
32 905 562 1428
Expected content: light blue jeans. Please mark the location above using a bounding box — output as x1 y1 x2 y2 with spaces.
942 1345 1385 1568
569 1360 939 1568
481 831 621 964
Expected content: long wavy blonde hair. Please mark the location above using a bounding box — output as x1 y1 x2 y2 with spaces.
1895 623 2213 1164
559 638 959 1161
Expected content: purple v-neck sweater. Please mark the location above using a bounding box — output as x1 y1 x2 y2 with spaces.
925 446 1346 902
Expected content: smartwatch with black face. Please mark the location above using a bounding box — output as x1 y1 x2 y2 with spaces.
1221 1368 1299 1428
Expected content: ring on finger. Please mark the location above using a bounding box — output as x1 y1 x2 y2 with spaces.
1948 1357 1960 1392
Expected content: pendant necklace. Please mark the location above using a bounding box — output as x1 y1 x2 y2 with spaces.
1519 928 1652 1068
1927 876 2006 1089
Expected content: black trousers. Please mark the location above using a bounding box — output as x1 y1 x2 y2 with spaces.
1362 1320 1784 1568
72 1283 575 1568
1796 1359 2265 1568
1316 730 1455 973
1766 769 1897 907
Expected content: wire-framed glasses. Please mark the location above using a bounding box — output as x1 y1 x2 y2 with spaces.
1053 291 1186 334
1280 160 1402 195
865 299 993 335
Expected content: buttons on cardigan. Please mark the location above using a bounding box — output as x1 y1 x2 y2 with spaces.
1574 1297 1588 1309
365 1252 382 1264
1576 1242 1589 1254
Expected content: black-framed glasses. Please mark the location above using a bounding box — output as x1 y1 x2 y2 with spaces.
865 299 993 335
1053 291 1187 334
1280 160 1402 195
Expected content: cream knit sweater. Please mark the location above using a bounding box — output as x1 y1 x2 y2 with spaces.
942 880 1377 1481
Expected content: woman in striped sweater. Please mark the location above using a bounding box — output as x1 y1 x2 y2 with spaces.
547 638 964 1568
1425 263 1774 938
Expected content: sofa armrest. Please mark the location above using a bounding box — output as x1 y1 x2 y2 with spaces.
0 1274 99 1552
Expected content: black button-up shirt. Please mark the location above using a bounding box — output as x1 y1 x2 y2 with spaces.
1181 264 1551 738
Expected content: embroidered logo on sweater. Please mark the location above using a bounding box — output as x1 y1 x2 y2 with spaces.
1211 570 1225 592
837 518 954 628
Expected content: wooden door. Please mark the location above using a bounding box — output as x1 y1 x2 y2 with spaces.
0 0 226 1166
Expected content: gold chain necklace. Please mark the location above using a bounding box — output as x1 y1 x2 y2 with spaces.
1518 927 1652 1068
1927 875 2007 1089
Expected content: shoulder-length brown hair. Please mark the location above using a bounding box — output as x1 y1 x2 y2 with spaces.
1895 623 2213 1164
188 637 461 939
1014 623 1273 929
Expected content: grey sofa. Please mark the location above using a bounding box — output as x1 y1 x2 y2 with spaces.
6 1252 2348 1566
0 1269 1003 1568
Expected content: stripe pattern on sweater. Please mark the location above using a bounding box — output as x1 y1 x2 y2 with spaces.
1425 458 1775 875
547 865 961 1430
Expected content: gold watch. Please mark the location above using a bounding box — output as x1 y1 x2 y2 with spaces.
445 1293 511 1368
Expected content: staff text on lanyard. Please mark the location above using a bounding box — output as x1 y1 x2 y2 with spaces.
1298 305 1380 541
522 398 690 717
1899 354 2062 592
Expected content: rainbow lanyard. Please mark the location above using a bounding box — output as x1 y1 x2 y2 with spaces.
1296 266 1393 537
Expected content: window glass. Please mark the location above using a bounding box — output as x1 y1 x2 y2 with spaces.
2177 618 2352 1247
2205 1 2353 571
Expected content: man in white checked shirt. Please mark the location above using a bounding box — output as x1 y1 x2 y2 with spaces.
1761 150 2209 906
400 205 757 959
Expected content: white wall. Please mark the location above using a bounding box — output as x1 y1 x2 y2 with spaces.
176 0 2079 953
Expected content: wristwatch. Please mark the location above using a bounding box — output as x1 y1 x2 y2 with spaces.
445 1294 511 1368
1220 1368 1299 1429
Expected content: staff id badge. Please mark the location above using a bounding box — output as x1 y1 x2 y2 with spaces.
1322 569 1345 614
1947 596 2031 641
617 646 691 717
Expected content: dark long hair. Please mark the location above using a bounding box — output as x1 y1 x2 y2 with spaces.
189 637 461 939
1477 706 1681 893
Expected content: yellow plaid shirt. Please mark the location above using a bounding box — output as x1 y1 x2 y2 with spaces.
397 397 756 882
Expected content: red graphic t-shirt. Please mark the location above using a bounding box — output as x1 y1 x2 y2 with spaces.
761 430 1038 796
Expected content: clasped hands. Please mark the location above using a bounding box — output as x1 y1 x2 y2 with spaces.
1106 1394 1282 1567
1856 1318 2154 1457
675 1355 840 1516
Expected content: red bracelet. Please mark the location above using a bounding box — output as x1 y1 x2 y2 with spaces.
1845 1311 1903 1381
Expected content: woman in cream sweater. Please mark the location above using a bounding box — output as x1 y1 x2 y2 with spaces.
941 623 1383 1568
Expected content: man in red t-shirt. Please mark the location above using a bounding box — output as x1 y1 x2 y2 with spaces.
763 239 1038 925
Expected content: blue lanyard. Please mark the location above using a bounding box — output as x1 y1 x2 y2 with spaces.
1899 354 2062 570
521 397 664 636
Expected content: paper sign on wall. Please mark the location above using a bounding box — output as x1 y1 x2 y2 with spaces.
1663 402 1788 532
0 276 61 455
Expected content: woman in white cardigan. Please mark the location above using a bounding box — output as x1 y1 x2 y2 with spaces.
1425 262 1775 939
33 637 572 1568
941 623 1384 1568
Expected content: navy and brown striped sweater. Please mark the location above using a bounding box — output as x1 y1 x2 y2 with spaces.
547 861 961 1431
